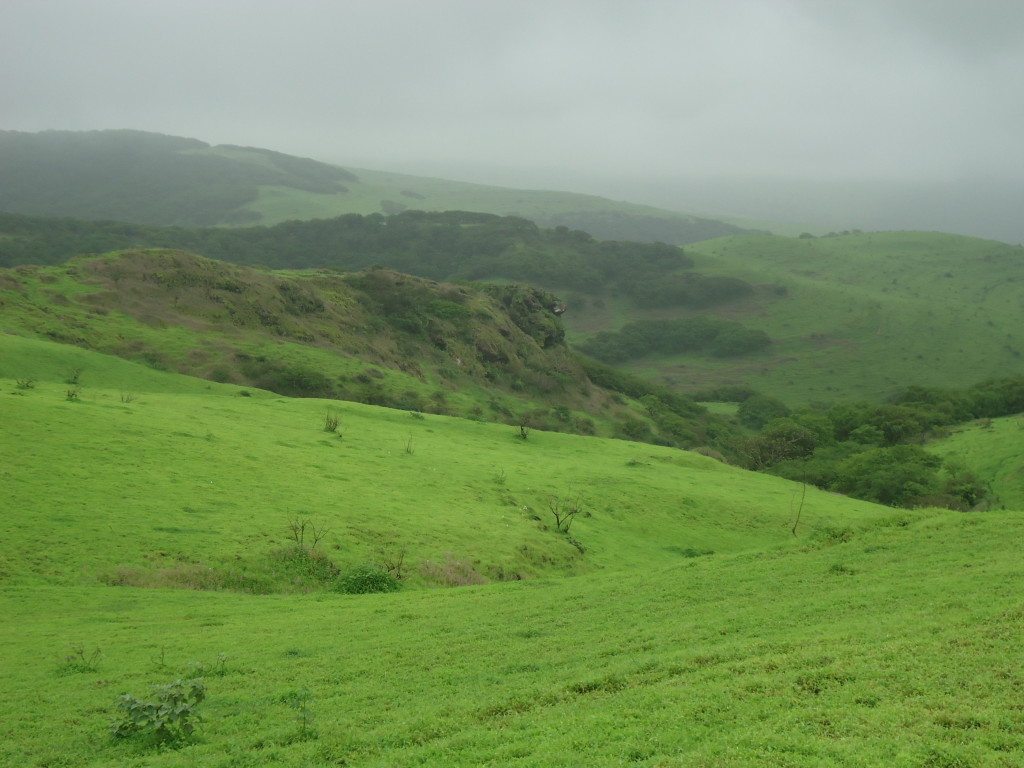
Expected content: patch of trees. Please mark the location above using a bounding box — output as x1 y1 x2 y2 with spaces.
577 317 770 363
0 211 754 312
726 377 1024 510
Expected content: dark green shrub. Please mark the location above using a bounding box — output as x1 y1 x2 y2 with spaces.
333 563 401 594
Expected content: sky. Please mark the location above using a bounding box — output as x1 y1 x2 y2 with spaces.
3 0 1023 237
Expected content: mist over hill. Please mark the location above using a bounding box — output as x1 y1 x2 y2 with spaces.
0 129 756 243
610 174 1024 245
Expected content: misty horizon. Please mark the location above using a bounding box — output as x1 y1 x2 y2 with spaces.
2 0 1022 242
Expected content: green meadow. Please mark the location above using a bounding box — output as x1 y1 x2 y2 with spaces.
2 336 1023 766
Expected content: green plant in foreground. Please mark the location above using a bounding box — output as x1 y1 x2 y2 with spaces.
111 678 205 744
288 688 317 741
15 377 35 390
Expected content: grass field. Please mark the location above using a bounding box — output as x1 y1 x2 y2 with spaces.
2 335 1023 766
565 231 1024 406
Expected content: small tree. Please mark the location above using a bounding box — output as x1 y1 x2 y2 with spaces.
548 493 583 533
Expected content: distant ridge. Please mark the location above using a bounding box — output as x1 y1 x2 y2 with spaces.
0 129 758 241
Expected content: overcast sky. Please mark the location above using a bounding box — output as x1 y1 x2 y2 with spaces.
3 0 1023 230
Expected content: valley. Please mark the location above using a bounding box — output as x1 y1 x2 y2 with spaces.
1 130 1023 767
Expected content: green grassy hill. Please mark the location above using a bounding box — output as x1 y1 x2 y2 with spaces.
0 130 755 242
567 231 1024 406
1 338 1021 766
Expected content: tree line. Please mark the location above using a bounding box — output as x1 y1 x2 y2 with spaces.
707 377 1024 510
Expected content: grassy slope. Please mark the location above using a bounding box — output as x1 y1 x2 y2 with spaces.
0 334 877 587
565 231 1024 406
2 337 1022 767
927 415 1024 510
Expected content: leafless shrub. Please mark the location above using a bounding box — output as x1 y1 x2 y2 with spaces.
548 492 583 533
288 518 328 550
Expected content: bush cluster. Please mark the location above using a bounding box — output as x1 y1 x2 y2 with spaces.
578 317 769 364
728 377 1024 509
333 563 401 595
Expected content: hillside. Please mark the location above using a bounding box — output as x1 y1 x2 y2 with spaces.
569 230 1024 406
0 249 732 448
1 342 1022 765
5 212 1023 409
0 129 756 242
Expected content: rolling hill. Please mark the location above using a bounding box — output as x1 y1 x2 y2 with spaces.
569 230 1024 406
5 206 1021 409
0 129 757 242
1 335 1022 766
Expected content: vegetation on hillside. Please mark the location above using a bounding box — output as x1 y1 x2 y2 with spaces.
0 249 736 450
0 210 751 313
709 378 1024 510
655 230 1024 403
3 131 1024 768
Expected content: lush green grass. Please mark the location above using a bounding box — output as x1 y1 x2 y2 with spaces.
2 337 1022 766
927 415 1024 510
3 512 1022 766
566 231 1024 406
0 335 881 588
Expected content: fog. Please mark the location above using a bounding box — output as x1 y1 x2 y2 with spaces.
3 0 1022 240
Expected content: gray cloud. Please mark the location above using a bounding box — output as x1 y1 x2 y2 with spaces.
3 0 1023 228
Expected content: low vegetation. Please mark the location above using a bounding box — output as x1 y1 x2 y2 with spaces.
0 249 739 450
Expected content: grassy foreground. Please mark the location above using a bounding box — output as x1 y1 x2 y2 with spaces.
2 338 1022 766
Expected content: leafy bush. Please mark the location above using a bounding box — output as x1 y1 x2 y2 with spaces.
333 563 401 595
111 678 205 744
